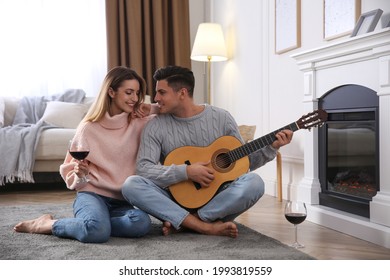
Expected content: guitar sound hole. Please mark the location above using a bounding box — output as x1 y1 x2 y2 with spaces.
215 153 231 169
212 148 235 173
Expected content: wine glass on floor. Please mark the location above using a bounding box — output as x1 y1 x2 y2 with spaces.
284 200 307 248
68 137 90 182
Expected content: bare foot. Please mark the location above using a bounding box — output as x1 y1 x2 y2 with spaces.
205 221 238 238
166 215 239 238
162 221 182 236
14 214 55 234
182 214 239 238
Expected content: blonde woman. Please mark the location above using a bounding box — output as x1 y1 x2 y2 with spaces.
14 67 158 243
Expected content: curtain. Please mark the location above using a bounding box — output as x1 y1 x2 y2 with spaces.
105 0 191 97
0 0 107 97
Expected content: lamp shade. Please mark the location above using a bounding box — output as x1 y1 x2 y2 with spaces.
191 23 228 62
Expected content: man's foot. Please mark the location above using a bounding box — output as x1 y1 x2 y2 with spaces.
162 221 183 236
13 214 55 234
205 221 238 238
165 215 239 238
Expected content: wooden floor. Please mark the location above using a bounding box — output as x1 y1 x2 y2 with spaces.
1 186 390 260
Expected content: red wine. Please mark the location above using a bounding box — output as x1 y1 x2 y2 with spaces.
285 213 306 225
69 151 89 160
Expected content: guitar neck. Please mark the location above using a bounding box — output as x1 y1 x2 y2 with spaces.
229 122 300 162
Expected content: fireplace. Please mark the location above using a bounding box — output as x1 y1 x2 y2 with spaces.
318 84 379 218
291 27 390 248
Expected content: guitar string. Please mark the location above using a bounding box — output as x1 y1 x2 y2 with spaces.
214 122 300 167
215 113 323 166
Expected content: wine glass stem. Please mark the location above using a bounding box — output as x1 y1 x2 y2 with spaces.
294 225 298 244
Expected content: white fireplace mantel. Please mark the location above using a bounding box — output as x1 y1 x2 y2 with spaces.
291 28 390 248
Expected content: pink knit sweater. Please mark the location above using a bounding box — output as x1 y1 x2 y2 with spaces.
60 112 154 200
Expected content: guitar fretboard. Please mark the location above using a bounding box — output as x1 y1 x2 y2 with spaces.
228 122 299 162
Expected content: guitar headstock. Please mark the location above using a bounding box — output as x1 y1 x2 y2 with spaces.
296 109 328 130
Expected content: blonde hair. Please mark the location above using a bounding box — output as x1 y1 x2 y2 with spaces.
82 66 147 123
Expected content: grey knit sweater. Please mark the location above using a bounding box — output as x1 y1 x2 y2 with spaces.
136 104 277 189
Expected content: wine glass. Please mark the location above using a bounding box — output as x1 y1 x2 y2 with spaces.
68 138 90 182
284 200 307 248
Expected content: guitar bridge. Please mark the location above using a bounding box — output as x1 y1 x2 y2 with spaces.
185 160 202 190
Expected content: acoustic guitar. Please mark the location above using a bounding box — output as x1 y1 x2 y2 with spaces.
164 109 328 209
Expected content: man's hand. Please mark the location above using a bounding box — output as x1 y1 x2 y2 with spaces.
186 161 215 188
271 129 293 149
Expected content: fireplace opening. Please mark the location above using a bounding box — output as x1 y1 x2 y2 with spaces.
318 85 379 218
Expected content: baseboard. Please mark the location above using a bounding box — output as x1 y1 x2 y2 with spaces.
306 204 390 249
0 172 65 192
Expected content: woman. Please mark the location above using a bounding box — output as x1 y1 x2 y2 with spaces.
14 66 158 243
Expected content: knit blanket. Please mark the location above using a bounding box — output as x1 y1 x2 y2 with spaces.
0 89 86 186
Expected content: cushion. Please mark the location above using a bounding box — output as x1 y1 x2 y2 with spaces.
41 101 88 128
238 125 256 143
0 97 4 127
35 128 76 160
2 97 20 127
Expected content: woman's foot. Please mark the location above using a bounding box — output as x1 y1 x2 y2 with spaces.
14 214 55 234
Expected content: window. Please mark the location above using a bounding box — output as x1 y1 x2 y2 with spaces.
0 0 107 97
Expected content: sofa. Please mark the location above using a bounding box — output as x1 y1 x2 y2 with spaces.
0 94 94 184
1 94 253 186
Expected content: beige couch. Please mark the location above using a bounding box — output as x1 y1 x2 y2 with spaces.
0 96 94 174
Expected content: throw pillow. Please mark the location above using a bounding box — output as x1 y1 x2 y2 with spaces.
41 101 88 128
0 97 4 127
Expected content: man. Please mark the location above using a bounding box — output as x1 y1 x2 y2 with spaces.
122 65 293 238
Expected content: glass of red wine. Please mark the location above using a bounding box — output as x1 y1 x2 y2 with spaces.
68 138 90 182
284 200 307 248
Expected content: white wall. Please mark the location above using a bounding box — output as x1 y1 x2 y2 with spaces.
190 0 390 198
189 0 208 105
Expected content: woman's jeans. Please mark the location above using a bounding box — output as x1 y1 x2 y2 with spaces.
122 172 264 230
52 191 151 243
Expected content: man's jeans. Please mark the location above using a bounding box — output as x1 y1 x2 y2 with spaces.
122 172 264 229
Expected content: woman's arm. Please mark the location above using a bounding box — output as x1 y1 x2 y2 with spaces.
133 103 160 118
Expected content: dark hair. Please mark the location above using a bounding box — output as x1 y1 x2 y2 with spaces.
153 65 195 97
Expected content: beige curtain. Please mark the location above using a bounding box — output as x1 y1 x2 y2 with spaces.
105 0 191 97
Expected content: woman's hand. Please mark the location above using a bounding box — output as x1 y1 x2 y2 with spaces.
133 103 151 118
73 160 89 178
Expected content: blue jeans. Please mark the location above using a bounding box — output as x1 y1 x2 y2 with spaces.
121 172 264 230
52 191 151 243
